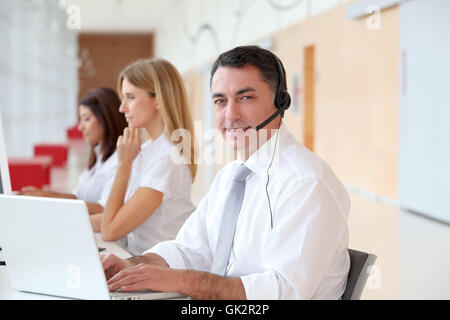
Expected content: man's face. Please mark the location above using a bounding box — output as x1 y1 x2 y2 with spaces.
211 65 279 156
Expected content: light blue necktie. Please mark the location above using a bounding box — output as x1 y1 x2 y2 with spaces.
211 164 252 276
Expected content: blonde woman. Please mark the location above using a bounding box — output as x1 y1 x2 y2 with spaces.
91 59 197 255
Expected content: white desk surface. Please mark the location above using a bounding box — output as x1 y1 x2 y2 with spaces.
0 233 132 300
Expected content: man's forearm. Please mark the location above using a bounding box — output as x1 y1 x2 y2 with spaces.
181 270 247 300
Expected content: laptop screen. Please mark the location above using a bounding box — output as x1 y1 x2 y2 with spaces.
0 112 11 263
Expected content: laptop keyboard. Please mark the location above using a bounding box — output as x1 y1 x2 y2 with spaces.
110 290 188 300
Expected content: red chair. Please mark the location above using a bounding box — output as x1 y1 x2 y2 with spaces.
8 156 52 191
66 124 83 140
34 143 68 167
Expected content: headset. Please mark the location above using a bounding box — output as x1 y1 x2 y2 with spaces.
254 52 291 229
255 54 291 131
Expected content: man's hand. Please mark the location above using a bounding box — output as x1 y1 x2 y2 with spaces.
101 253 135 280
101 253 246 299
106 263 184 293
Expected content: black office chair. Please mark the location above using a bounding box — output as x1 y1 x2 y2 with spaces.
342 248 377 300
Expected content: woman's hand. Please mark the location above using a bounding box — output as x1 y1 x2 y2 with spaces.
117 127 141 167
19 186 47 197
18 187 77 200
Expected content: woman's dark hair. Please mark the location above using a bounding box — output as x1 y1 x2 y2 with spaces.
78 87 127 170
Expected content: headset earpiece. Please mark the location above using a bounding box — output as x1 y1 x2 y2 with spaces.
275 90 291 117
273 56 291 116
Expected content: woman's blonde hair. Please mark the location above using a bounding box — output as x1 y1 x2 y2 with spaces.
118 58 197 179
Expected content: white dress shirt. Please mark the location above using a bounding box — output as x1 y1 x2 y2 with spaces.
73 146 117 204
146 124 350 299
101 133 195 256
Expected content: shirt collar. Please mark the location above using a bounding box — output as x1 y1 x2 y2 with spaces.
93 144 103 165
238 123 290 176
93 143 102 156
141 132 173 153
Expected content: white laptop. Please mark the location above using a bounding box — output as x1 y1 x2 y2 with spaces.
0 112 12 195
0 194 186 300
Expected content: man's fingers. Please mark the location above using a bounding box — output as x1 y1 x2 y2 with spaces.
101 254 122 273
107 264 137 284
107 267 129 286
108 270 151 292
120 280 156 293
102 254 124 280
105 267 117 281
107 264 150 286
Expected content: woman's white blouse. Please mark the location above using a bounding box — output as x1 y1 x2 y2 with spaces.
100 134 195 256
73 147 117 204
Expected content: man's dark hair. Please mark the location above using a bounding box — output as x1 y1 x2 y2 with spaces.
210 45 287 95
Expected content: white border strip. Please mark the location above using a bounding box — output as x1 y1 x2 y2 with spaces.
0 112 12 195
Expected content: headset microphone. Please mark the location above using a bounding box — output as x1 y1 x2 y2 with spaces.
255 109 283 131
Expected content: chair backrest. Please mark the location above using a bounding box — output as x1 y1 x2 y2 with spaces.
342 248 377 300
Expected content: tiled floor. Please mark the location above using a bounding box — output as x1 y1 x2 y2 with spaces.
56 139 450 300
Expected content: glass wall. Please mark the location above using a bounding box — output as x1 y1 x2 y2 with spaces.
0 0 79 157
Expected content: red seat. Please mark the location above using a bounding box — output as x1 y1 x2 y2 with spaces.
8 156 52 191
66 124 83 140
34 143 68 167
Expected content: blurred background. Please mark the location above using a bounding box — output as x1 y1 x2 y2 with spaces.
0 0 449 299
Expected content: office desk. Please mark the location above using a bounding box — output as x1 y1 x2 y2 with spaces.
0 233 131 300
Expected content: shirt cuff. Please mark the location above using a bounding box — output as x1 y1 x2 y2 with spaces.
240 270 280 300
144 241 187 269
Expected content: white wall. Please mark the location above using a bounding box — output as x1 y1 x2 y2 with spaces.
398 0 450 224
0 0 354 157
155 0 349 74
0 0 79 157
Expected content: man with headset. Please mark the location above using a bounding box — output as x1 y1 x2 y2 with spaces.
102 45 350 299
